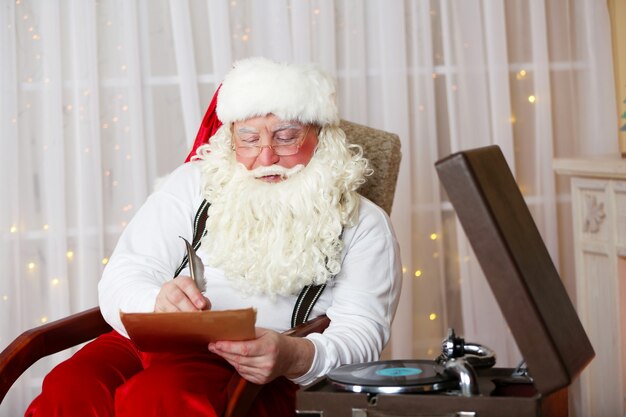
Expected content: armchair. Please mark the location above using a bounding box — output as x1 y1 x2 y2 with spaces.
0 120 401 416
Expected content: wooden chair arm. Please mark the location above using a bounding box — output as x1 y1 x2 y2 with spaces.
223 314 330 417
0 306 112 404
283 314 331 338
1 309 329 415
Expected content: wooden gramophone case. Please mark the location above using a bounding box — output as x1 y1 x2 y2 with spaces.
296 145 595 417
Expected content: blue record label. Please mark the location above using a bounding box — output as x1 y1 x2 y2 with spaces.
375 367 423 377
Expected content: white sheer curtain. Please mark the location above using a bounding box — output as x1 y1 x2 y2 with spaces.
0 0 617 415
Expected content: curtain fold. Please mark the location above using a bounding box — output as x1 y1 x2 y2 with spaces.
39 0 67 323
0 1 618 415
0 0 23 406
206 0 232 82
169 0 201 147
66 0 104 312
121 0 149 200
406 0 447 359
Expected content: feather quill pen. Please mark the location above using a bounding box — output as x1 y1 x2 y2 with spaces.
180 236 206 292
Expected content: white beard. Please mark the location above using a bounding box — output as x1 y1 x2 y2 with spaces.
195 125 368 297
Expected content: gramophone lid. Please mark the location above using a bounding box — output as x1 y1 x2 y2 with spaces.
435 145 594 395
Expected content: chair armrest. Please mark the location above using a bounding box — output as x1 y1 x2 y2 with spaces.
224 314 330 417
283 314 331 338
0 306 112 404
0 310 330 411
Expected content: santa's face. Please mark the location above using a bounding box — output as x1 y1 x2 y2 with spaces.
232 114 319 182
196 123 367 296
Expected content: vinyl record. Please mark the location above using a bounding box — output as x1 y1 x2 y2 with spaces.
327 359 459 394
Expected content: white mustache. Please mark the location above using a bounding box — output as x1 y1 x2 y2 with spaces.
250 164 305 179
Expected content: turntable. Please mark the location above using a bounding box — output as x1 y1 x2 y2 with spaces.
326 328 497 397
296 145 595 417
327 359 460 395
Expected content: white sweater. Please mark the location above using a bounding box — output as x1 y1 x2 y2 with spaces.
98 162 402 385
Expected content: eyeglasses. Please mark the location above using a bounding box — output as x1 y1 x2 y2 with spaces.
232 124 312 158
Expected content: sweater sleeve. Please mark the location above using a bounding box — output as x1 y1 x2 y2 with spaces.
290 199 403 385
98 163 203 336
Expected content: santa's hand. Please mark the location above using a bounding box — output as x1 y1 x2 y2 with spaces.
208 328 314 384
154 275 211 312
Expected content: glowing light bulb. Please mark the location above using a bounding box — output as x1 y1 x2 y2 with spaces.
102 258 109 265
28 262 36 270
430 233 438 240
429 313 437 321
40 316 48 324
528 95 536 103
10 225 17 233
415 270 422 277
66 251 74 260
51 278 60 286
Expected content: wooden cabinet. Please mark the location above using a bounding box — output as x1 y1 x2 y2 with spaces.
554 157 626 417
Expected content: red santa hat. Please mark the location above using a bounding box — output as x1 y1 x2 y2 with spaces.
184 84 222 162
185 57 339 162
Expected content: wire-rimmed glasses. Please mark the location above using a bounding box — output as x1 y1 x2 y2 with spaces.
232 124 312 158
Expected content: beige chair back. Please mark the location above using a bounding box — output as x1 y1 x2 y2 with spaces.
340 120 402 215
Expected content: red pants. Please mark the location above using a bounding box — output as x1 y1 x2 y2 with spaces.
25 331 297 417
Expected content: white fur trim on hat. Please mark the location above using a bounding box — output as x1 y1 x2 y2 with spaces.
216 57 339 126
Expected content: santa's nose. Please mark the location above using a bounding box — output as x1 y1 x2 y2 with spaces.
254 146 280 167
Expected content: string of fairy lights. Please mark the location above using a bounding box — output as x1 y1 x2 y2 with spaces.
3 2 138 329
3 1 539 344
